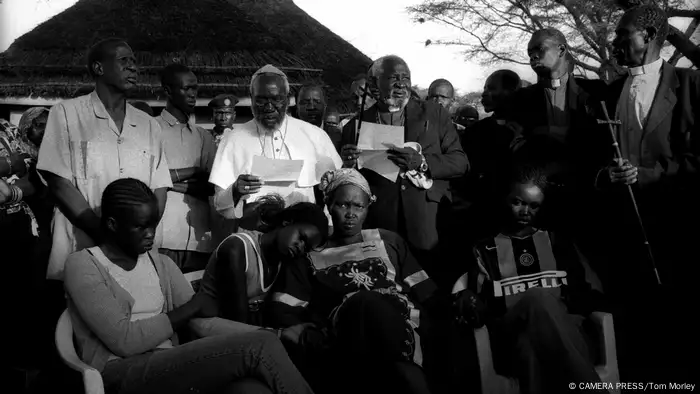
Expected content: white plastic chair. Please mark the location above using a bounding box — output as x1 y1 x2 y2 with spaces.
476 311 620 394
55 309 105 394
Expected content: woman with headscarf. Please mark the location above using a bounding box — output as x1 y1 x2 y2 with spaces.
269 168 469 394
17 107 50 159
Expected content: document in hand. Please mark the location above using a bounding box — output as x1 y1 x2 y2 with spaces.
246 155 304 202
251 155 304 182
357 123 405 182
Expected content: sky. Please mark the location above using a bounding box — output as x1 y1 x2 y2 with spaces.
0 0 696 94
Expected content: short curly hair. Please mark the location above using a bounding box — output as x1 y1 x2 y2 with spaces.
625 4 669 45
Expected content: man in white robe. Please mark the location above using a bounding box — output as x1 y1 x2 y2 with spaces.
210 65 342 221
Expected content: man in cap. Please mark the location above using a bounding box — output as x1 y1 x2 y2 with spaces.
155 63 217 272
37 38 171 280
427 78 455 109
339 55 468 289
208 94 239 146
210 65 342 220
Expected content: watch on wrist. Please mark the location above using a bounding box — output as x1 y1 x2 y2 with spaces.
419 156 428 173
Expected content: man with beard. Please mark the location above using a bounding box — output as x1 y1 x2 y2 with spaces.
155 64 217 272
296 85 327 128
210 65 342 220
339 55 468 289
427 78 454 109
208 94 239 147
592 4 700 382
37 38 171 280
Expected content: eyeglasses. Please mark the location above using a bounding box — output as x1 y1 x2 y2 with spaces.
254 97 287 108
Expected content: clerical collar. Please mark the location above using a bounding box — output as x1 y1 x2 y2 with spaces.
540 72 569 89
495 119 506 126
628 58 663 76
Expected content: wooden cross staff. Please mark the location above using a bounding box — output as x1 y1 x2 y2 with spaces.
598 102 662 286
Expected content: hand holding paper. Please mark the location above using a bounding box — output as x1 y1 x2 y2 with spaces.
251 155 304 182
356 123 405 182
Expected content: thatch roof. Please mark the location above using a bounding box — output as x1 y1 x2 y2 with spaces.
0 0 371 111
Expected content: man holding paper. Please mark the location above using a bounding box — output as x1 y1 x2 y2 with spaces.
210 65 342 221
339 55 468 288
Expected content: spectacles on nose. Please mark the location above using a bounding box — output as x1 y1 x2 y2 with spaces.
254 97 286 108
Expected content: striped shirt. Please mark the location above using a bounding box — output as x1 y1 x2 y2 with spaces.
452 229 593 316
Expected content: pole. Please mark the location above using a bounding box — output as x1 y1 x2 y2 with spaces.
597 101 662 285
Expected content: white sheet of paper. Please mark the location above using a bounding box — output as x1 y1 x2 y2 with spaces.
251 155 304 182
357 123 405 151
358 150 400 183
245 182 297 203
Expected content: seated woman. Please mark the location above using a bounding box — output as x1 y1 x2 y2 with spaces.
199 197 328 326
269 169 469 394
63 178 313 394
452 166 603 394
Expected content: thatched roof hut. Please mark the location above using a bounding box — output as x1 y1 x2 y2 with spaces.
0 0 371 113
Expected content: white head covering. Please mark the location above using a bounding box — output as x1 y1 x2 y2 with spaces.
250 64 290 95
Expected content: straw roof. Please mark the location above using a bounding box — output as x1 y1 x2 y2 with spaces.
0 0 371 111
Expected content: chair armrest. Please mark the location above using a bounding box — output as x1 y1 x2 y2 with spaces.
55 310 105 394
589 311 620 391
474 326 519 394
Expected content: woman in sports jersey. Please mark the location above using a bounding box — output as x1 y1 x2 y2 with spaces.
452 165 604 394
199 199 329 326
63 178 314 394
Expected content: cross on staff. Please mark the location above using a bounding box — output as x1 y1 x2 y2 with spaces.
597 102 662 286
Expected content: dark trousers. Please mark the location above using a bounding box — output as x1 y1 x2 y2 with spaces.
159 248 211 273
102 331 312 394
488 289 601 394
329 291 433 394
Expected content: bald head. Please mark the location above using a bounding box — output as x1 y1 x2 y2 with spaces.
428 79 455 109
368 55 411 113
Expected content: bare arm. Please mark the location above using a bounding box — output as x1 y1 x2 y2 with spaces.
169 167 203 183
13 176 36 198
41 171 102 243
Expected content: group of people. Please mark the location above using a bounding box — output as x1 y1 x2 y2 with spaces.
2 3 698 394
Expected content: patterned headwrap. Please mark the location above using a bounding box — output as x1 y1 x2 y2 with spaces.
318 168 377 203
18 107 49 138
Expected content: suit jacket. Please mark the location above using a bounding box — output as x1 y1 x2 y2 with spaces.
595 61 700 196
340 99 468 251
512 75 609 188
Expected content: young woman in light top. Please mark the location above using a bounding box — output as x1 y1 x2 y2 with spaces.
63 178 313 394
200 195 328 327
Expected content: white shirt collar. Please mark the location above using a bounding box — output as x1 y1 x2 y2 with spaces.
628 58 663 76
540 72 569 89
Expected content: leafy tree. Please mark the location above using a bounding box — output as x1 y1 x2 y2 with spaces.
408 0 699 80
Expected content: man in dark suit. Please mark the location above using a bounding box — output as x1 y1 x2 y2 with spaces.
339 55 468 289
512 28 607 186
592 4 699 382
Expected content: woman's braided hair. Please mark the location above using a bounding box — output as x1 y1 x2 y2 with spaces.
100 178 157 227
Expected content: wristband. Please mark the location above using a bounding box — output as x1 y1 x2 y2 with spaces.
10 185 22 203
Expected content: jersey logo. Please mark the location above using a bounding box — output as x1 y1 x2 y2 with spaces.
519 252 535 266
493 270 567 297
